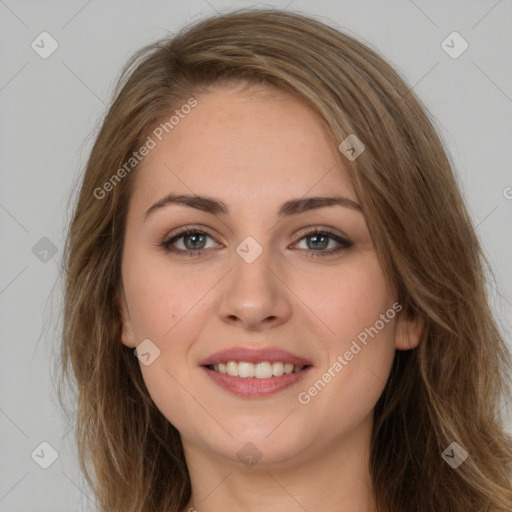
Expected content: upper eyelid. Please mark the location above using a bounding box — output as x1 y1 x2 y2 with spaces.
164 225 218 243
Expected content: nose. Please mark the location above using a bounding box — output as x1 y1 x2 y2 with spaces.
217 245 293 331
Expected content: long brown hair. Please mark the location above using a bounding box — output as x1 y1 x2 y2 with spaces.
57 8 512 511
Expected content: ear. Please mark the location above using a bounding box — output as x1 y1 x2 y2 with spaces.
118 286 136 348
395 311 425 351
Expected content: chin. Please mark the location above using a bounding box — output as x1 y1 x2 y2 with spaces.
203 421 311 468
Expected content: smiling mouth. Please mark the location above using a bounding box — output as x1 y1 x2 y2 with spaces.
205 361 310 378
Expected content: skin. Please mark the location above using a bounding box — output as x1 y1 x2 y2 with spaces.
119 81 423 512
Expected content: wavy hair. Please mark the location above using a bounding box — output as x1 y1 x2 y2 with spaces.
57 8 512 511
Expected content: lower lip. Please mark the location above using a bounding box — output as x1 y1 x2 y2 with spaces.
202 366 312 398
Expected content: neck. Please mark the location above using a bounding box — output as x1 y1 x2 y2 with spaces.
180 413 378 512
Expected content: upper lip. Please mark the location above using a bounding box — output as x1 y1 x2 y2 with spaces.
199 347 313 367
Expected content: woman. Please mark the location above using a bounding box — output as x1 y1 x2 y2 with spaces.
58 8 512 512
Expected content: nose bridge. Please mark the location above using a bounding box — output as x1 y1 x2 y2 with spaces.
233 237 274 293
217 235 292 328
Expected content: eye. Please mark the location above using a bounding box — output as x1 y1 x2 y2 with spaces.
292 228 353 257
161 227 219 256
160 226 353 258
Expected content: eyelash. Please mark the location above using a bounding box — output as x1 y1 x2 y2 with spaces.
160 226 353 258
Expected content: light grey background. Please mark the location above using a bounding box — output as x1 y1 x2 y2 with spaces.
1 0 511 510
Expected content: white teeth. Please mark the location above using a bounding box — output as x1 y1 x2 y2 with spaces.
238 361 255 378
227 361 238 377
255 362 273 379
272 361 284 377
284 363 294 374
210 360 305 377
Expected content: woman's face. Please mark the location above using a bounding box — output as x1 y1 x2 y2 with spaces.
119 82 422 467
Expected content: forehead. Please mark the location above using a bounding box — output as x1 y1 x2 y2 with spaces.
129 82 357 214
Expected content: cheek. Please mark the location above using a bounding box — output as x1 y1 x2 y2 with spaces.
123 257 214 430
138 362 208 439
123 254 213 342
298 313 397 442
304 253 395 346
297 254 397 411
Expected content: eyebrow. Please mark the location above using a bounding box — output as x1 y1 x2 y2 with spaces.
144 193 362 221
